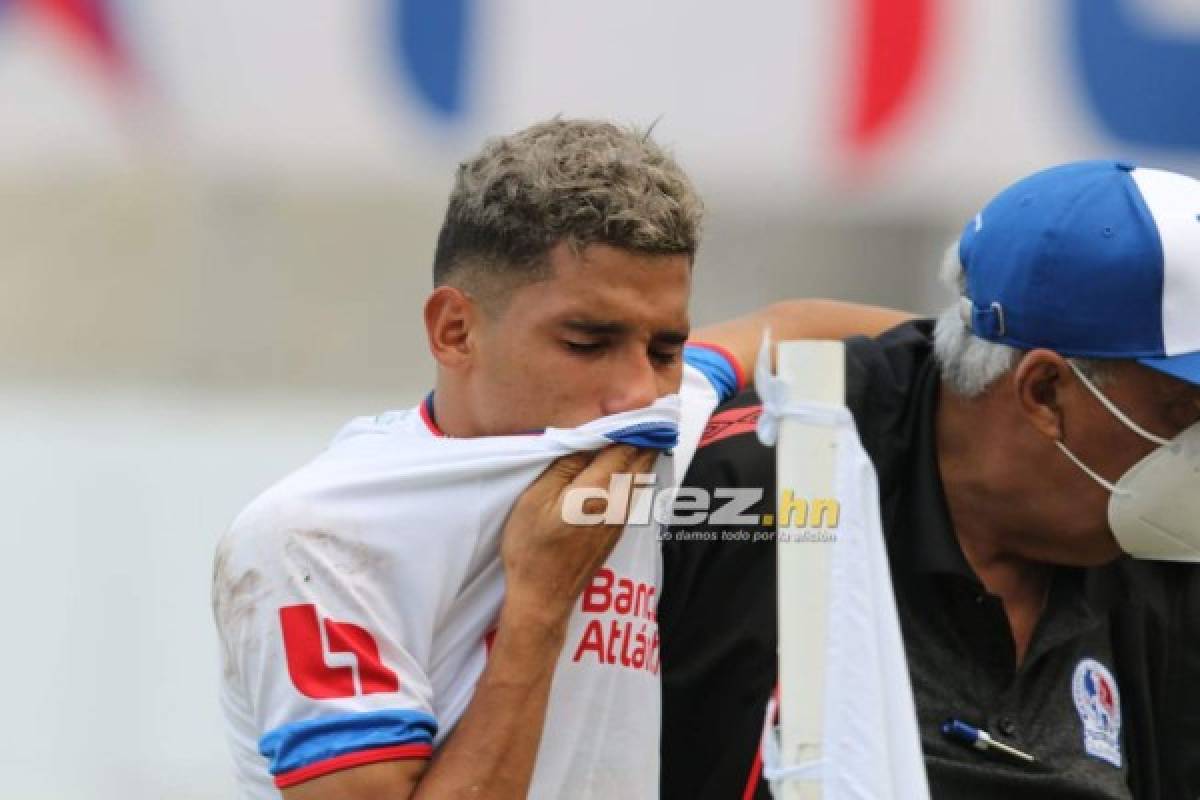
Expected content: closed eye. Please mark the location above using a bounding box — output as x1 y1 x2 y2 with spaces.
649 348 681 366
564 340 607 355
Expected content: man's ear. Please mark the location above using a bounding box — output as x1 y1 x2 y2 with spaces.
425 286 479 370
1013 349 1070 441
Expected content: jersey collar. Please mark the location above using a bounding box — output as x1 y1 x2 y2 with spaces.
419 392 445 437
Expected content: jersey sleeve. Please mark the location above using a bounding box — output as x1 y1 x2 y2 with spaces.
684 342 746 405
214 482 442 790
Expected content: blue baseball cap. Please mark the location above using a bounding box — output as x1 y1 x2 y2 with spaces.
958 159 1200 386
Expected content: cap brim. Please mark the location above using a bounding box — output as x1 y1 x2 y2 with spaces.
1138 351 1200 387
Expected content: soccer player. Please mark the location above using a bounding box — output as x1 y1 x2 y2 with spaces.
212 117 908 800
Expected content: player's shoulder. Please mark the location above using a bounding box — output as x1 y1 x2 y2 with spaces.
325 407 428 453
219 408 427 557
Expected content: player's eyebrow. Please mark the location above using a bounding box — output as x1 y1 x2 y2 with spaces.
561 319 690 344
562 319 629 336
653 330 690 346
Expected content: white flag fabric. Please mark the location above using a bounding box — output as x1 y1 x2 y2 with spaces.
757 340 931 800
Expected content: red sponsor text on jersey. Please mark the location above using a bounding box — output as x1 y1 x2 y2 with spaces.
572 568 661 673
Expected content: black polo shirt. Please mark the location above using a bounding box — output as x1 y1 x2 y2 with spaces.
660 320 1200 799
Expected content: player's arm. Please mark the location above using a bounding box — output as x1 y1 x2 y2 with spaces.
280 615 566 799
692 299 913 381
282 445 657 800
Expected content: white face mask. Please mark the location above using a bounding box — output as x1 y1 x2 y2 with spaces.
1055 362 1200 562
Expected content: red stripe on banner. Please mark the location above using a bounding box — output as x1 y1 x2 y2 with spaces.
698 405 762 449
29 0 127 78
274 744 433 788
844 0 936 156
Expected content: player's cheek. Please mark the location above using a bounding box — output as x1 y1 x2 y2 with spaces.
657 363 684 396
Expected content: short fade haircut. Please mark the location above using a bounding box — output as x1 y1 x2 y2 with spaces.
432 117 703 303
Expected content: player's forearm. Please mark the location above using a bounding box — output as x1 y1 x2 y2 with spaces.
693 299 913 379
412 602 567 799
413 446 645 797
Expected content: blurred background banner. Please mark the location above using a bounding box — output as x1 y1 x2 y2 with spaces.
2 0 1199 193
2 2 1198 798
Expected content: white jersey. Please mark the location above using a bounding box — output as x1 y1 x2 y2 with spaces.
213 346 741 799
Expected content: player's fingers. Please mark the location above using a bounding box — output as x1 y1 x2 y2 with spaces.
532 451 597 493
572 446 660 530
599 448 659 516
520 446 651 515
568 445 644 494
629 448 659 476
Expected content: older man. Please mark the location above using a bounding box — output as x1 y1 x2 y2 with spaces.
660 160 1200 799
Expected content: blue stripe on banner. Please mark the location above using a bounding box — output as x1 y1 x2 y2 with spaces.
605 422 680 449
684 344 740 404
390 0 474 119
1069 0 1200 151
260 709 438 775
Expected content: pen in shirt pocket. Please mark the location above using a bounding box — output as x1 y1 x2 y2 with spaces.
941 718 1038 765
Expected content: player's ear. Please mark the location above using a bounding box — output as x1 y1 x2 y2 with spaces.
425 286 481 370
1013 349 1067 442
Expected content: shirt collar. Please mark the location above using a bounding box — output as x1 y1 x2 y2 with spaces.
420 392 445 437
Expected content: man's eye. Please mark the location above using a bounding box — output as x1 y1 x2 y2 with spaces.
650 349 681 366
564 340 605 354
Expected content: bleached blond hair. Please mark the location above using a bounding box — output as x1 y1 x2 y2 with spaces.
433 117 703 300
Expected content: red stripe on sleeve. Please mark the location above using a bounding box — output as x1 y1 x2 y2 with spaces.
274 743 434 788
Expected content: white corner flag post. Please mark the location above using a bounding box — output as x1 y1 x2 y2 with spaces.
776 340 844 800
766 337 931 800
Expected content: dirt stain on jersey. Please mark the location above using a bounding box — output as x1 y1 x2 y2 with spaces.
212 535 267 679
282 528 376 591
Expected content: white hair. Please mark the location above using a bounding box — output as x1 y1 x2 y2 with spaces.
932 245 1111 397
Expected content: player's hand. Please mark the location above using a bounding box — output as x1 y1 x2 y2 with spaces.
499 445 658 632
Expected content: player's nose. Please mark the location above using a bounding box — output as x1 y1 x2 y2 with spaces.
599 354 660 416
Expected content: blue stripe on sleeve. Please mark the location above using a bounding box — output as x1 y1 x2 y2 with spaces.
259 709 438 775
684 344 741 404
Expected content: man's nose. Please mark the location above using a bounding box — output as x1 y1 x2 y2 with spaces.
600 354 660 416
